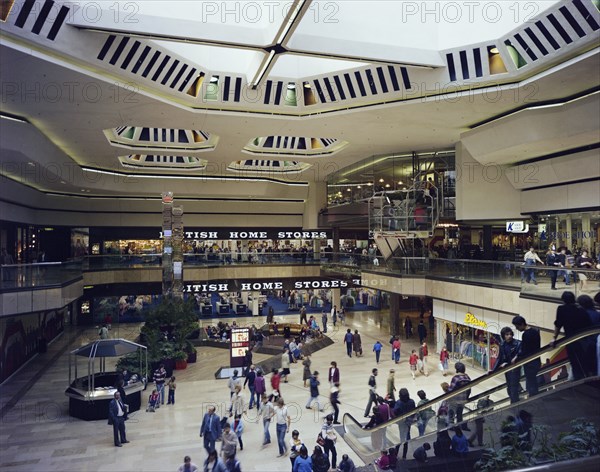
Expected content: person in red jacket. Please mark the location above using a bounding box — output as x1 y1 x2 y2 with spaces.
440 346 450 376
271 368 281 398
409 350 419 380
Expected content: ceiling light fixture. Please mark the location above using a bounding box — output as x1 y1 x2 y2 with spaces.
0 112 29 123
275 0 307 44
250 50 276 89
81 167 308 186
489 47 500 54
379 178 384 183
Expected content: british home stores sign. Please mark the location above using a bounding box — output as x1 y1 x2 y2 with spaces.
184 278 362 293
159 229 331 240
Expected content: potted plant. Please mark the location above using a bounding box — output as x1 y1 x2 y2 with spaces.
182 339 198 363
173 350 188 370
186 347 198 364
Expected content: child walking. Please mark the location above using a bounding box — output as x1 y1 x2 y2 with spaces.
233 413 244 451
167 376 176 404
373 341 383 364
409 350 419 380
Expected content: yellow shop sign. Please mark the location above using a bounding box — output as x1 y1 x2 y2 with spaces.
464 312 488 329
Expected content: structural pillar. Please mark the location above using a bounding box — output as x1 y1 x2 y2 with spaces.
313 239 320 262
302 181 327 229
241 241 249 263
332 227 340 263
565 214 572 249
482 225 493 259
581 213 591 250
389 293 401 336
331 288 340 311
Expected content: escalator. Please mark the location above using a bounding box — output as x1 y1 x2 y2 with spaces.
342 327 600 470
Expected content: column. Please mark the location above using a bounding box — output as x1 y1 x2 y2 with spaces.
313 239 320 263
302 181 327 229
482 225 493 259
581 213 591 250
389 293 401 336
331 288 341 311
565 214 572 249
241 240 249 262
332 227 340 263
251 291 260 316
161 192 173 296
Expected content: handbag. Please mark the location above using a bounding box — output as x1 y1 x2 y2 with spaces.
438 362 444 371
316 433 325 446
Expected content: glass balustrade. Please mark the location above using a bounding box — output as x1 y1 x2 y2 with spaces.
2 252 597 300
0 261 82 291
321 254 597 299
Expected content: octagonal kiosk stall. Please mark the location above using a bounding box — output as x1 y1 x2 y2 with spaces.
65 339 147 421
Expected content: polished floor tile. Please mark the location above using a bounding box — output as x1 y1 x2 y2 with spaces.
0 310 491 471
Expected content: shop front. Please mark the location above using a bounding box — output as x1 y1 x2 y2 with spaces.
433 300 512 373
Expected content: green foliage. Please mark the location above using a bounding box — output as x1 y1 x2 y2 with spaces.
475 447 528 472
554 419 600 460
116 350 150 378
120 296 198 368
474 418 599 471
173 350 188 361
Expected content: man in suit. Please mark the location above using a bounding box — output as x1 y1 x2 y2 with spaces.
108 391 129 447
199 406 222 454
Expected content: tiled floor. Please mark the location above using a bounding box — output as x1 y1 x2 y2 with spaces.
0 311 490 472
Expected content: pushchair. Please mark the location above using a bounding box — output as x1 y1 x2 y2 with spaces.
146 391 160 412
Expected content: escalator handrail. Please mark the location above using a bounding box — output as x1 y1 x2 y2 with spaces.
466 356 571 404
343 326 600 434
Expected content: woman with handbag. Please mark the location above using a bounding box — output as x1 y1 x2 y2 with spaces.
320 414 338 469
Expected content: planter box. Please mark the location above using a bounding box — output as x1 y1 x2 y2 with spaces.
175 360 188 370
187 351 197 363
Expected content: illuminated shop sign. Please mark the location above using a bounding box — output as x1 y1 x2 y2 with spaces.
464 312 488 329
184 278 361 293
230 327 250 367
231 328 250 358
506 221 529 233
158 229 330 240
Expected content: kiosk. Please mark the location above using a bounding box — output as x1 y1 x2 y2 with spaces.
65 339 147 421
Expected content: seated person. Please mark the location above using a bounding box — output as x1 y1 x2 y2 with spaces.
364 407 384 430
451 426 469 456
147 389 159 412
433 430 452 458
337 454 356 472
413 442 431 463
374 449 389 471
387 445 400 470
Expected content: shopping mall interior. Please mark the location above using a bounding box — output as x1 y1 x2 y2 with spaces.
1 1 599 471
